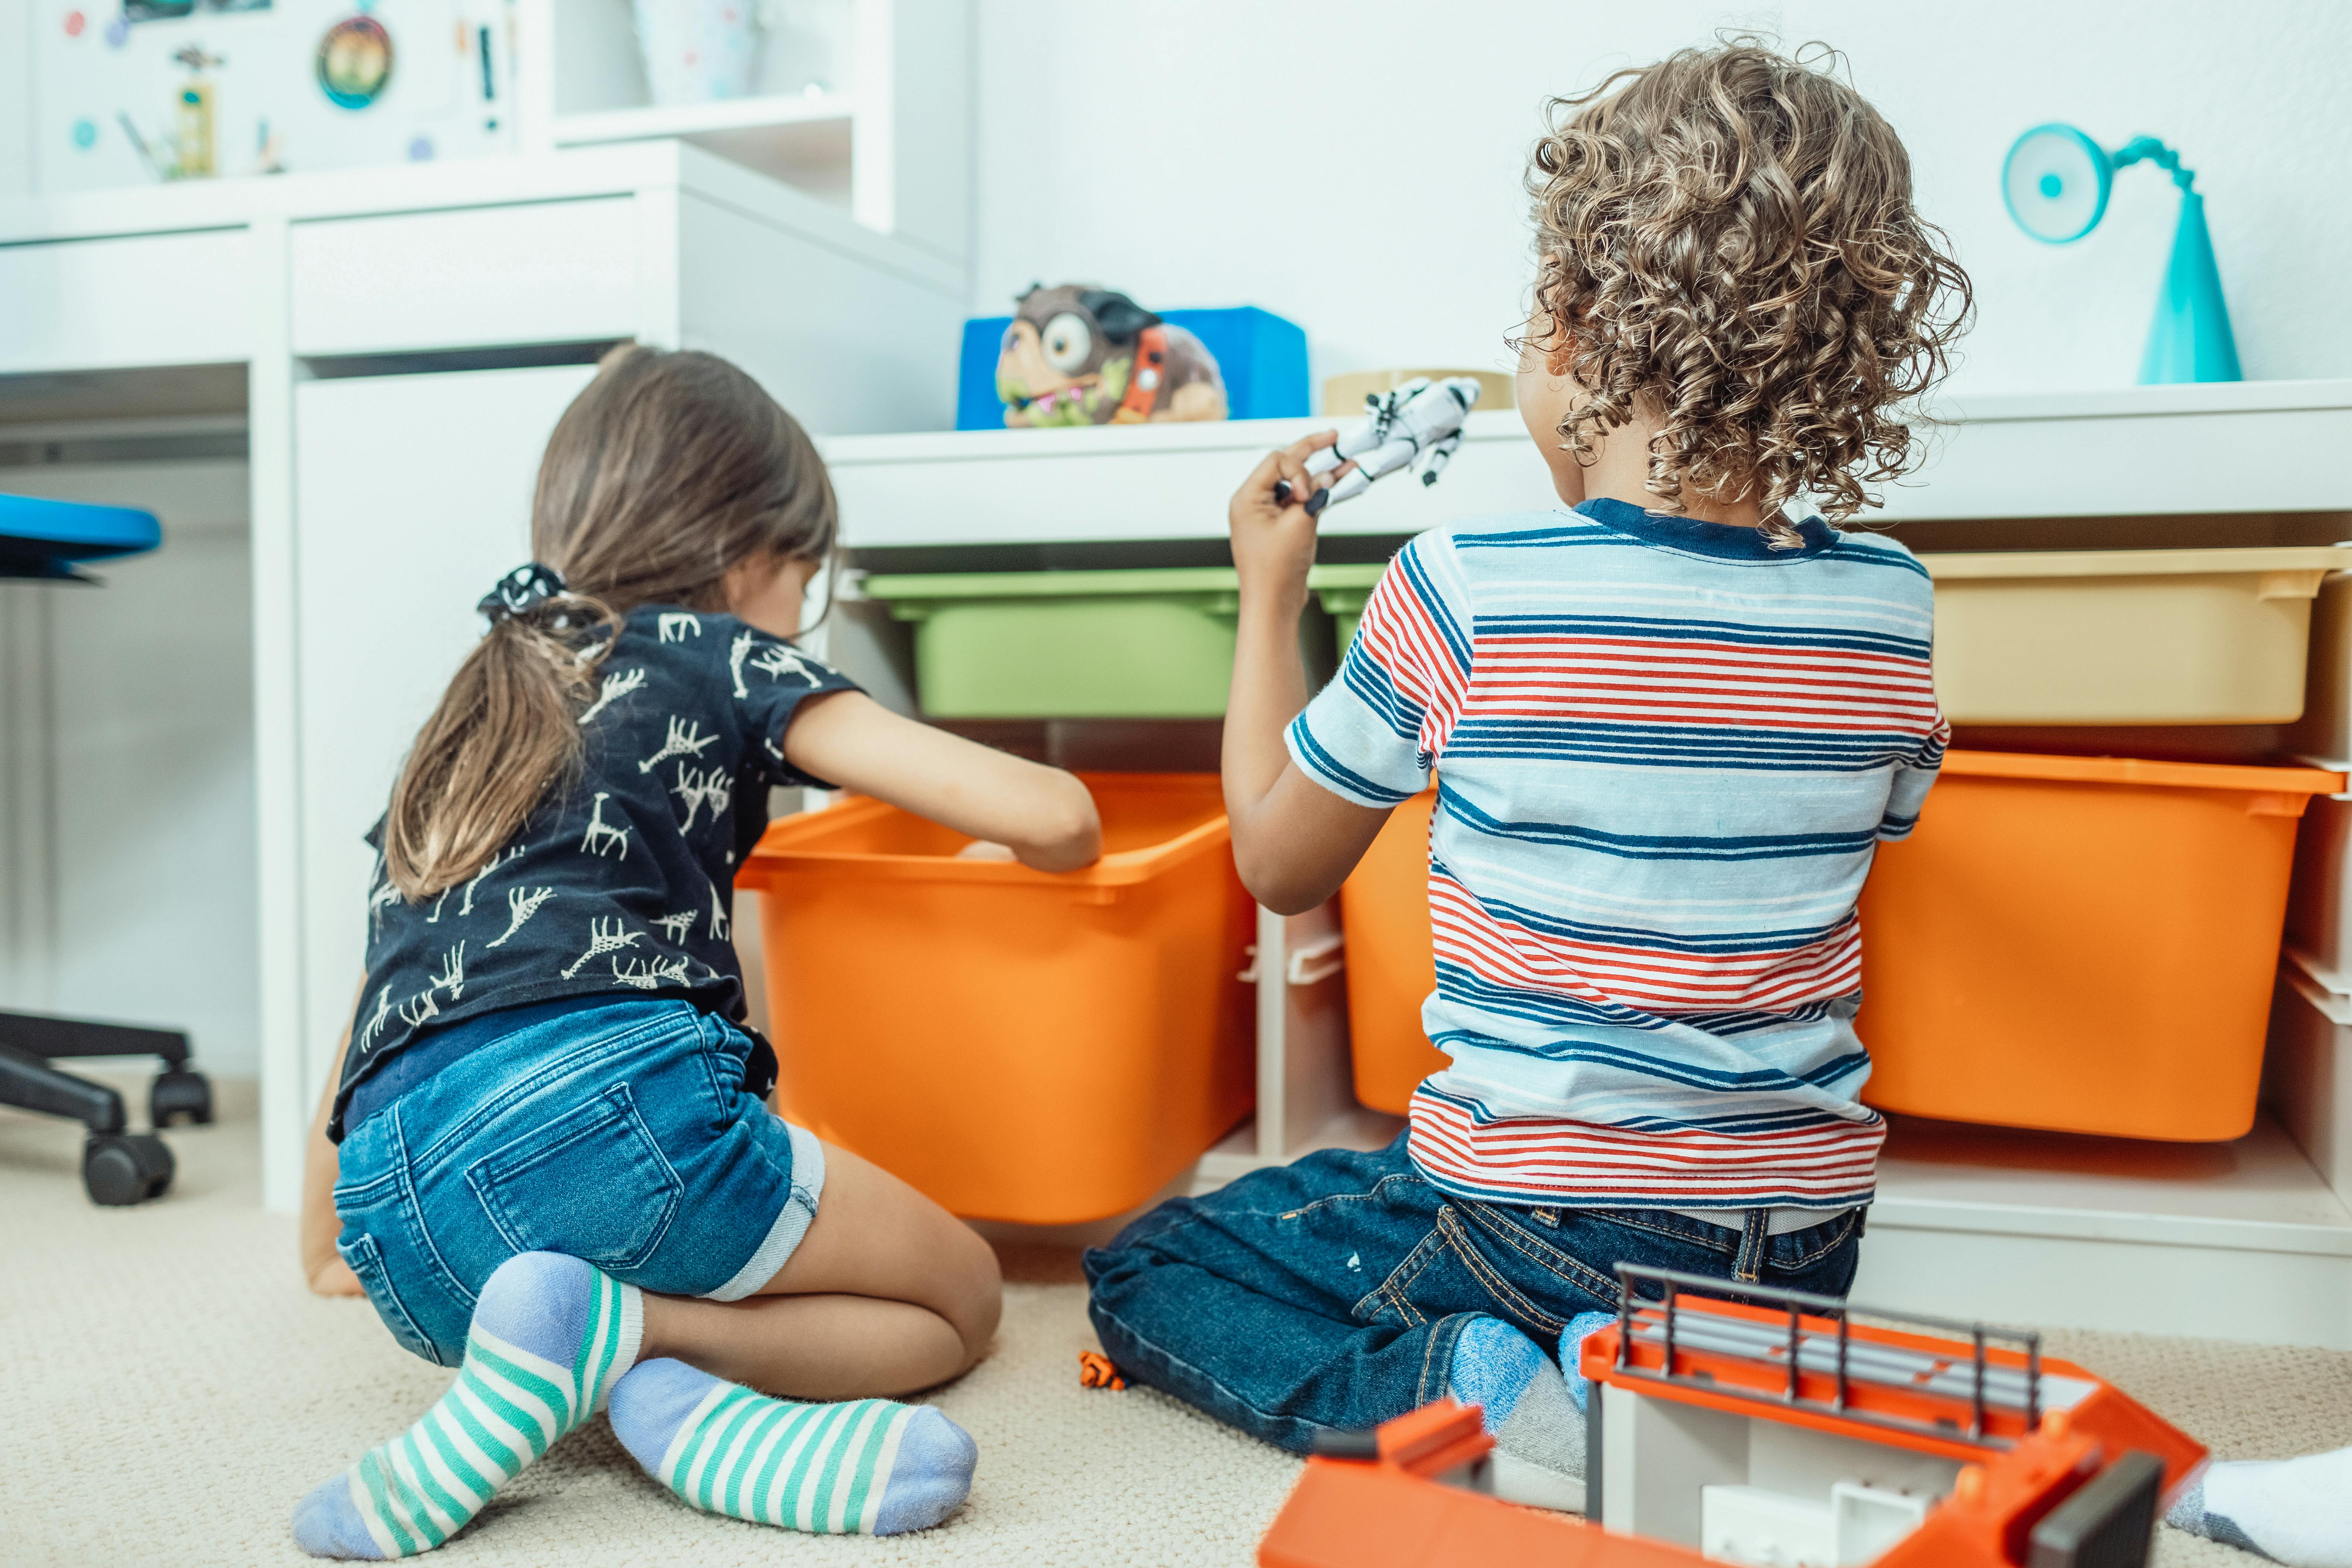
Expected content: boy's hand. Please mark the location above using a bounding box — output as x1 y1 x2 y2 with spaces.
1230 432 1351 612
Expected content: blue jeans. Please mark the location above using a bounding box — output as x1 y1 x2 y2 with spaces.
1083 1136 1864 1453
334 999 823 1367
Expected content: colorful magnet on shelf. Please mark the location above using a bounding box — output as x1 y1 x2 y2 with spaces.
70 118 98 149
62 8 86 37
407 134 434 161
317 15 393 109
105 13 129 45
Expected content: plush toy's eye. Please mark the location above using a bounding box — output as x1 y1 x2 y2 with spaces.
1040 313 1093 374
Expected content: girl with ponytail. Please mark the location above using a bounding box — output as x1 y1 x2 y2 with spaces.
290 346 1097 1558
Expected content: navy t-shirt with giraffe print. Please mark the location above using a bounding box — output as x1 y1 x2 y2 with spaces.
330 604 858 1140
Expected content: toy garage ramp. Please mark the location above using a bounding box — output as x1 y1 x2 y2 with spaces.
1257 1266 2204 1568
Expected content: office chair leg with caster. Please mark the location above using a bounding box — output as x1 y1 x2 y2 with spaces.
152 1067 214 1128
0 1011 200 1206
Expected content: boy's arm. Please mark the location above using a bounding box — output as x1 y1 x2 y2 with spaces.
300 982 365 1297
1224 433 1395 915
782 692 1102 872
1879 710 1951 841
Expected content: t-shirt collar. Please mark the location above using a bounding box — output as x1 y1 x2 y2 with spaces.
1574 495 1835 560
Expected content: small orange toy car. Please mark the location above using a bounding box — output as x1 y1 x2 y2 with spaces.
1258 1264 2205 1568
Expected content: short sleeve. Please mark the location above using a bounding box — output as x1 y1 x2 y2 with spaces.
1878 711 1950 841
1286 533 1475 807
719 622 862 789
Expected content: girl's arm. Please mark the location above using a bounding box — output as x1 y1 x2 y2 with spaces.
1223 434 1395 913
782 693 1102 872
300 984 365 1297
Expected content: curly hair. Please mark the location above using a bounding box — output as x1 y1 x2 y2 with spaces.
1525 40 1971 543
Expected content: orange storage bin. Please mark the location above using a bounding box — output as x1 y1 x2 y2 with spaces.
1339 790 1449 1114
736 773 1254 1225
1859 750 2342 1141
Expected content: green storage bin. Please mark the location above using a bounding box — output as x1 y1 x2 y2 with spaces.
865 568 1244 718
1309 563 1387 657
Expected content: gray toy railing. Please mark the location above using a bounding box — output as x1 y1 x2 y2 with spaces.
1607 1262 2047 1452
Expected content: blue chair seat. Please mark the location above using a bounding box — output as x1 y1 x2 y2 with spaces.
1 491 163 579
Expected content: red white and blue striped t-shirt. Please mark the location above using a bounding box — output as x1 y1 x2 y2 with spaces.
1287 498 1947 1213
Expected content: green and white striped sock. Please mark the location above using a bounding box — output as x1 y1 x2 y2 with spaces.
293 1252 643 1559
610 1358 977 1535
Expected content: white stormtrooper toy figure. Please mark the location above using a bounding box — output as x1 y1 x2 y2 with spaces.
1277 376 1483 514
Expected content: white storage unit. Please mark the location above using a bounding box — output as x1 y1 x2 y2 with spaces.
821 380 2352 1348
0 139 967 1213
2271 962 2352 1210
2288 795 2352 984
2287 573 2352 768
290 364 596 1084
1878 380 2352 521
518 0 971 261
827 411 1562 549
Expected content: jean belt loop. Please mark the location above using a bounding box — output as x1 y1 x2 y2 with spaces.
1735 1208 1768 1283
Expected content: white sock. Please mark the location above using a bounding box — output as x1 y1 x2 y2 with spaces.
2167 1447 2352 1568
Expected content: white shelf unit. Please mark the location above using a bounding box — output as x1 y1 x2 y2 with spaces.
517 0 969 263
821 381 2352 1349
552 89 855 152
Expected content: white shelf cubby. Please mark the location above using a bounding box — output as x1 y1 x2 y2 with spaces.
517 0 969 262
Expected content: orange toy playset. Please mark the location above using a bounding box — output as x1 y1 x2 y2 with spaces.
1257 1264 2204 1568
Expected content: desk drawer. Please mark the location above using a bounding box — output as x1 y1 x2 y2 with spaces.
290 198 639 356
0 228 253 374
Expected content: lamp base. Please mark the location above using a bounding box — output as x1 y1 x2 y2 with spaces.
2139 190 2242 384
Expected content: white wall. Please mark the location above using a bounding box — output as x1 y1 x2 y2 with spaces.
970 0 2352 400
0 0 28 201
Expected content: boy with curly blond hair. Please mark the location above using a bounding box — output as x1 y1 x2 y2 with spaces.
1085 41 1971 1506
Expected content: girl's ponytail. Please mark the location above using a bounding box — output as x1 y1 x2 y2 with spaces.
377 343 837 905
382 579 618 900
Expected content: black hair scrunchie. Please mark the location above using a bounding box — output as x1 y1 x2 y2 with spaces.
477 562 568 626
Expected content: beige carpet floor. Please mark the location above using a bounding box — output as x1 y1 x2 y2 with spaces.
4 1078 2348 1567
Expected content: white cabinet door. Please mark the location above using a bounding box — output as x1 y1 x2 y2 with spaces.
292 363 597 1094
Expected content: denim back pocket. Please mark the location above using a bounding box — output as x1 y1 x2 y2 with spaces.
464 1080 683 1271
339 1230 448 1367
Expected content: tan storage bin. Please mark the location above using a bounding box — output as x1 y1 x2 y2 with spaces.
1919 546 2352 724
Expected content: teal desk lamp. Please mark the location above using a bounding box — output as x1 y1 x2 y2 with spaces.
2001 124 2241 384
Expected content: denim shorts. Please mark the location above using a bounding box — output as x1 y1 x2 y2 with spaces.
334 998 823 1366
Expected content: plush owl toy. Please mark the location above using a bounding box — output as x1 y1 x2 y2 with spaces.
995 285 1229 427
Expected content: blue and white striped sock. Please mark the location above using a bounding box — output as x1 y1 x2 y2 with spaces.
293 1252 642 1559
609 1358 977 1535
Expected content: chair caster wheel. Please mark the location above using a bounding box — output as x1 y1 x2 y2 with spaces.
84 1132 175 1206
152 1068 214 1127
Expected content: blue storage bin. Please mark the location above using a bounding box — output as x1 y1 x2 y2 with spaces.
956 305 1308 430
